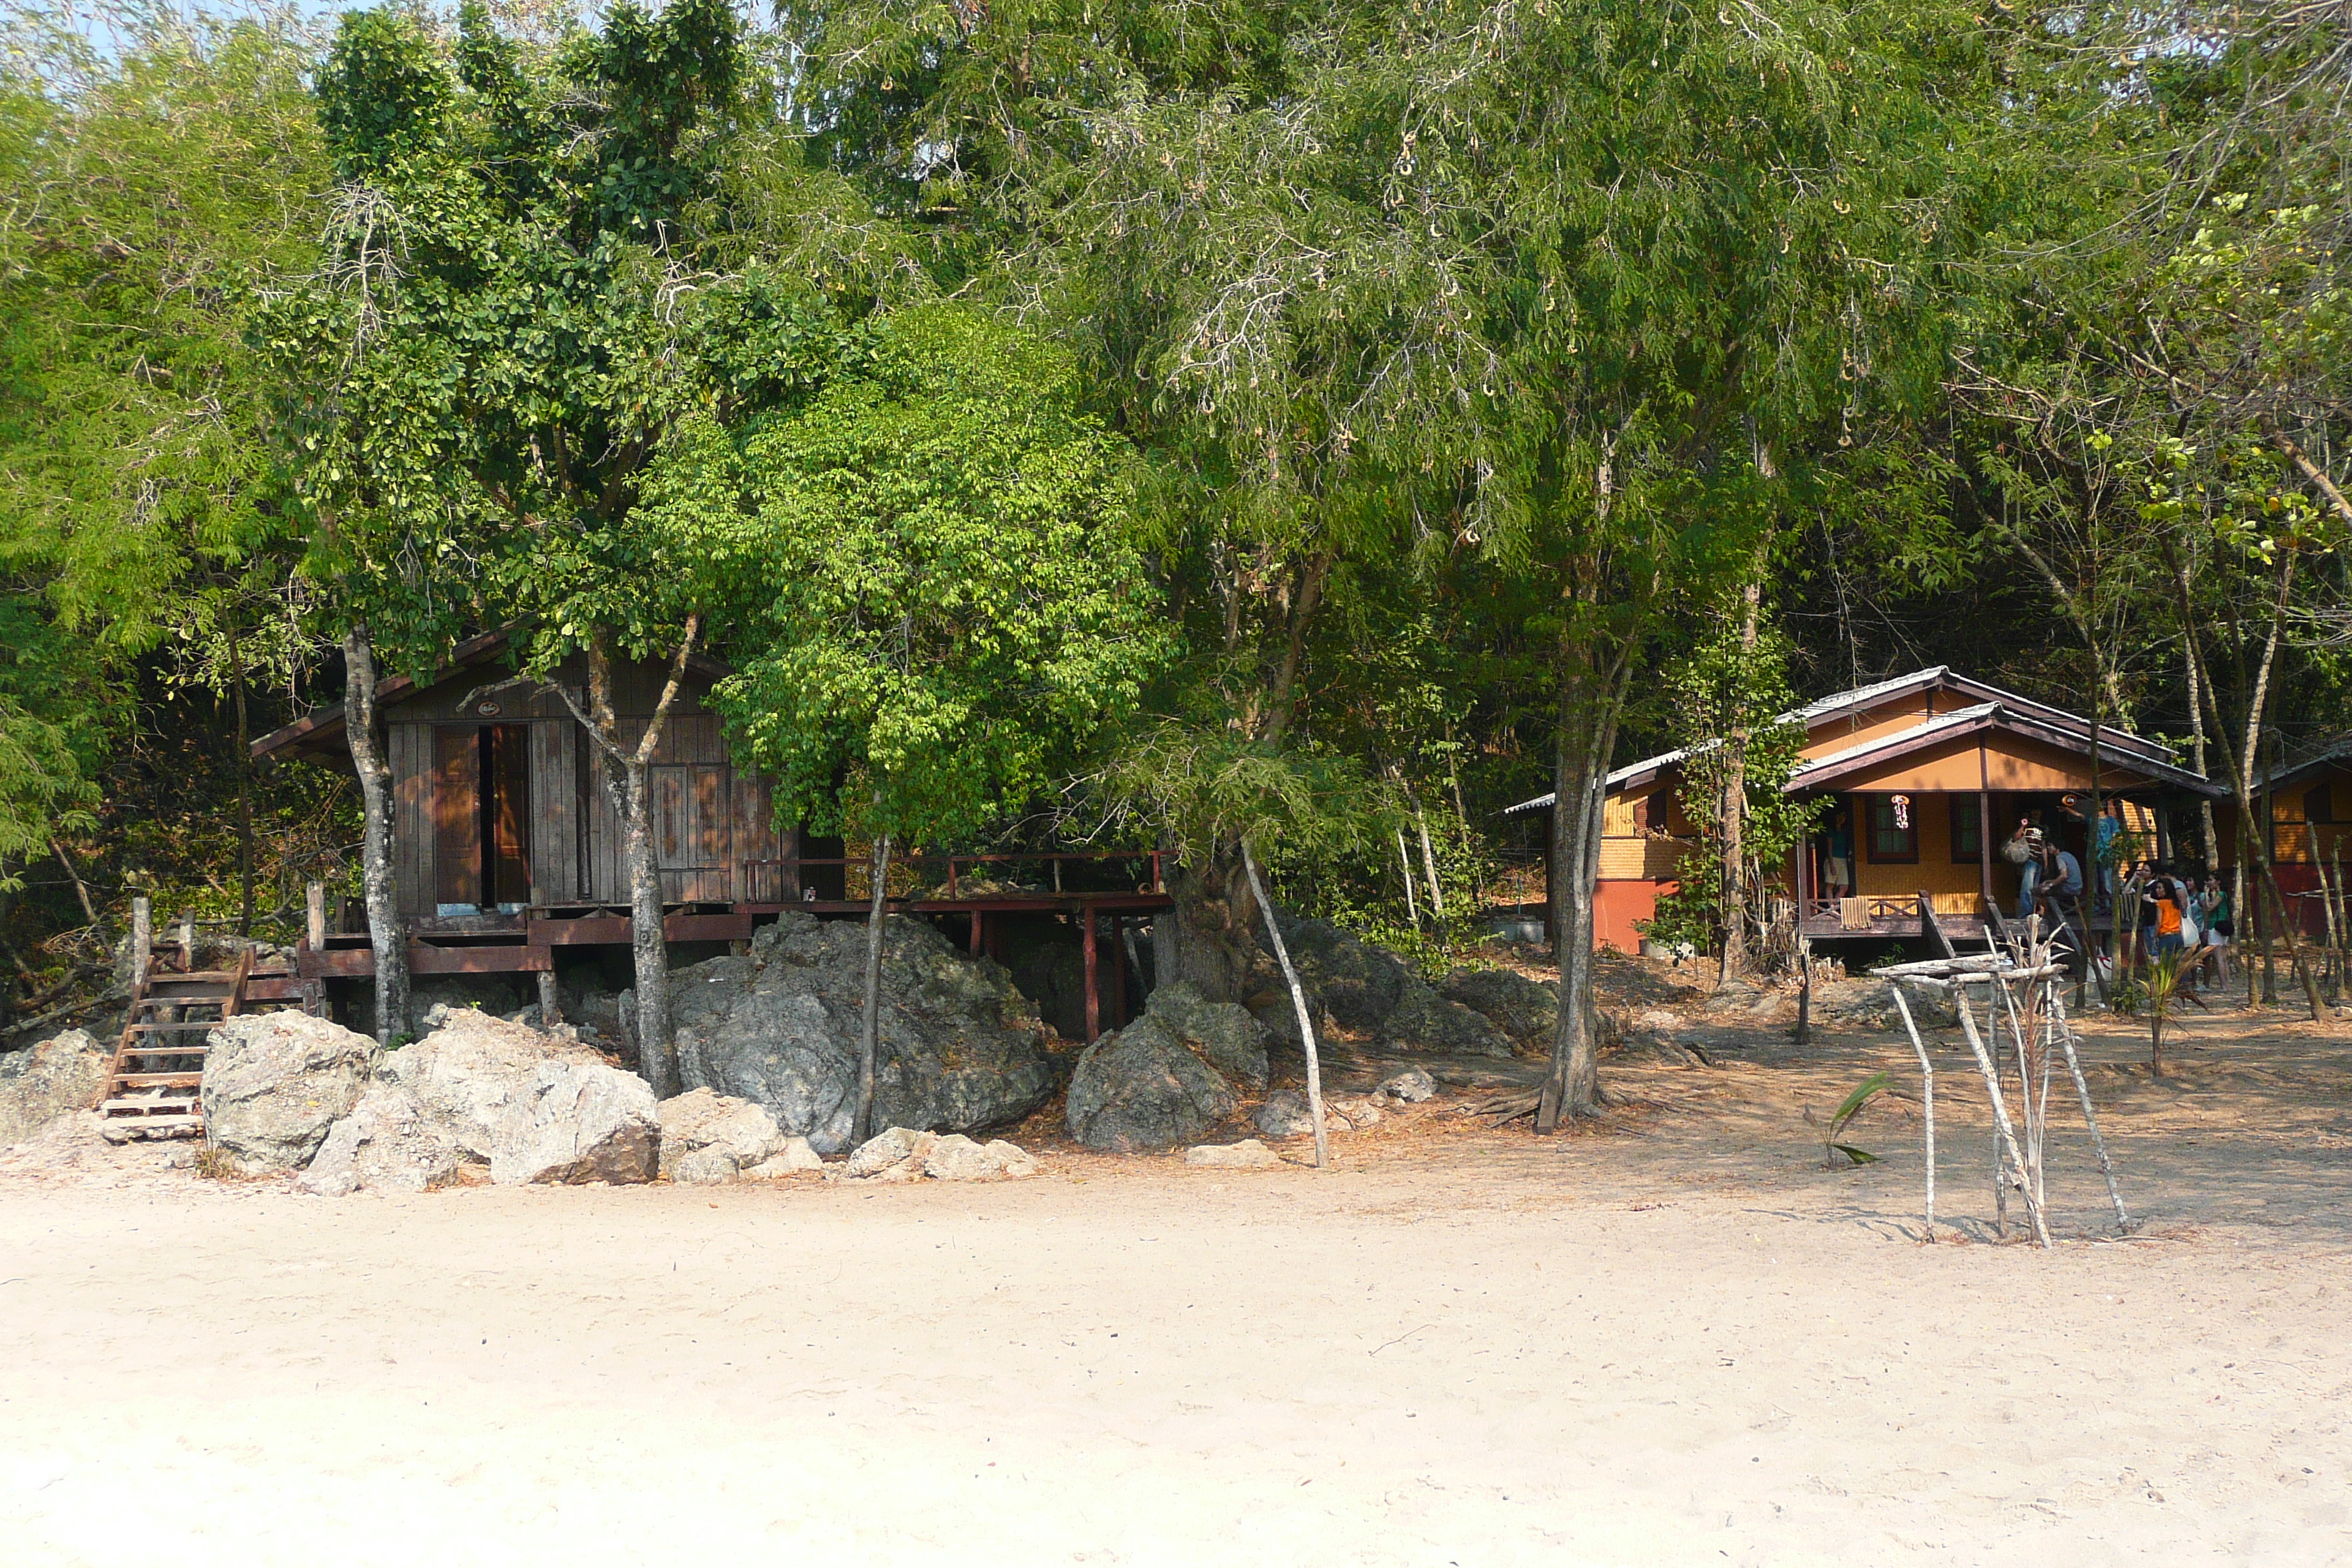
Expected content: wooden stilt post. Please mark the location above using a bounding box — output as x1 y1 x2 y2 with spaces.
970 911 984 957
537 968 562 1027
306 881 328 953
1109 916 1126 1028
1082 904 1100 1044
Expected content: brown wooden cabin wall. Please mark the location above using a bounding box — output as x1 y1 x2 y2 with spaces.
380 653 782 915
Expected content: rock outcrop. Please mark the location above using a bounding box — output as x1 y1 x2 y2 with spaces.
1184 1139 1281 1169
1255 1089 1316 1139
657 1088 788 1181
669 912 1055 1155
840 1126 1039 1182
298 1011 652 1194
201 1013 379 1172
1376 1067 1438 1103
1250 919 1513 1058
295 1084 462 1196
377 1010 606 1159
488 1060 660 1186
1439 968 1558 1057
1255 1067 1439 1140
0 1030 110 1148
1066 982 1271 1153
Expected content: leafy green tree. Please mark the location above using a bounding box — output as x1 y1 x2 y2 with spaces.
640 304 1169 1139
271 0 860 1059
1662 607 1825 977
0 2 325 898
1303 0 1976 1123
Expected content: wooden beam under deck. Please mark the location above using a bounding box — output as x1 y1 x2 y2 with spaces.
300 894 1176 979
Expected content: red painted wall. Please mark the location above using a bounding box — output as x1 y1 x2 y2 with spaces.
1594 878 1670 953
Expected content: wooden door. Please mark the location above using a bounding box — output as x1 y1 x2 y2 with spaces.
483 724 532 908
431 725 482 910
529 721 582 905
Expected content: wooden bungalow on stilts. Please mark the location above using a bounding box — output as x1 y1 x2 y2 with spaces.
1505 668 2223 953
2212 735 2352 944
252 633 1170 1042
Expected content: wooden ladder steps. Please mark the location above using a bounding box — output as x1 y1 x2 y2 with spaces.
97 949 256 1138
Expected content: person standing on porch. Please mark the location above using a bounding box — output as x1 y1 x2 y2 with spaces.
2008 816 2046 919
2032 837 2084 936
2197 876 2234 987
2092 807 2124 911
1824 815 1852 900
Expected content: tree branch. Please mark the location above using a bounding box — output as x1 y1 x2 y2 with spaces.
633 612 704 767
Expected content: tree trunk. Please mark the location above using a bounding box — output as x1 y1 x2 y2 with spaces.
342 627 410 1043
855 829 893 1145
1242 839 1326 1168
1414 803 1446 919
1717 578 1761 983
230 614 256 938
1165 849 1257 1004
2181 554 2219 869
2179 562 2324 1019
575 619 702 1096
618 753 676 1095
1538 630 1635 1131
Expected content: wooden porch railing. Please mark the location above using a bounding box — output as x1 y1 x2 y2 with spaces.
737 849 1166 905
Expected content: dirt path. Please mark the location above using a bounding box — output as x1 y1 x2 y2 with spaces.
3 1000 2348 1565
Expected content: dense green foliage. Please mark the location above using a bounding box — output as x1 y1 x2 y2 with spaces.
658 304 1171 843
4 0 2351 1060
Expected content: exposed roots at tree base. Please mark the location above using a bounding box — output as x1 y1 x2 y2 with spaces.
1458 1086 1620 1127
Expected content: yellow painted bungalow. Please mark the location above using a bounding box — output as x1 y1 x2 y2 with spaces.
1507 668 2223 951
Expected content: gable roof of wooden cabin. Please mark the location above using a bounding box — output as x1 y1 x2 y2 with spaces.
250 631 735 766
1502 668 2213 815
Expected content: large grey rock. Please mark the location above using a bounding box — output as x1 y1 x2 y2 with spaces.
1065 1017 1238 1153
294 1014 638 1195
1250 918 1512 1058
1256 1089 1316 1139
201 1013 378 1172
656 1088 786 1180
1263 917 1406 1027
378 1011 603 1161
296 1083 463 1197
1376 1067 1438 1104
1379 983 1514 1058
0 1030 109 1148
488 1060 659 1186
1440 968 1558 1055
1141 982 1270 1093
671 912 1054 1156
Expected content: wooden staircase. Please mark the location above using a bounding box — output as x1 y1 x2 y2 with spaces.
99 943 320 1140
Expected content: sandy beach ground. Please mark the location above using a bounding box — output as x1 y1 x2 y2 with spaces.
3 994 2348 1567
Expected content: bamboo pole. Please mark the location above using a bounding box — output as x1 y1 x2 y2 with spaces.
1888 984 1936 1240
2047 986 2132 1231
1395 828 1421 929
1951 972 2051 1247
1243 841 1327 1169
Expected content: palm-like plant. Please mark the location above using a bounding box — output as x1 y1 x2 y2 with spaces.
2145 952 2188 1076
